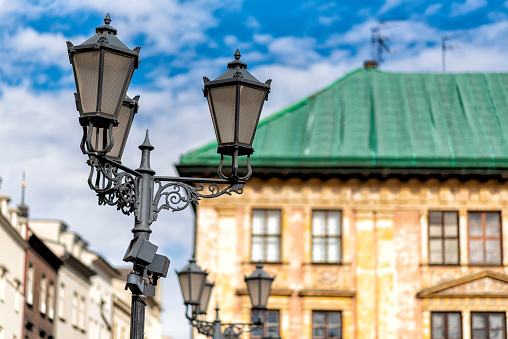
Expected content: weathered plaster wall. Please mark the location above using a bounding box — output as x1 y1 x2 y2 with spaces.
195 177 508 338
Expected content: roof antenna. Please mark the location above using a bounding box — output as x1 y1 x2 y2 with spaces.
370 19 401 67
18 172 29 218
441 32 468 73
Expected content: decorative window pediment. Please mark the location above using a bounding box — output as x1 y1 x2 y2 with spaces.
417 271 508 298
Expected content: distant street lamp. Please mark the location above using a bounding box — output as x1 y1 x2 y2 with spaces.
66 14 271 339
177 260 275 339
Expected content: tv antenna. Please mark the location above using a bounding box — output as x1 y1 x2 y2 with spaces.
371 20 400 66
442 32 468 73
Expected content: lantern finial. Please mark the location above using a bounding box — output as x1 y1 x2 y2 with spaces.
227 48 247 70
104 13 111 25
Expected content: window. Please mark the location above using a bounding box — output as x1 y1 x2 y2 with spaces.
26 263 34 305
40 275 47 315
313 311 342 339
71 292 78 326
58 284 65 319
469 212 502 265
14 281 20 313
428 211 459 265
79 296 86 329
312 211 342 263
471 312 506 339
431 312 462 339
48 282 55 320
252 310 279 338
251 210 281 262
0 267 6 302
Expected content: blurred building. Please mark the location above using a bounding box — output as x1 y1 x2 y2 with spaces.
30 220 96 339
178 67 508 338
23 231 61 339
0 193 28 339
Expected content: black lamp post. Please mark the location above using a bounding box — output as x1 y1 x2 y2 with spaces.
177 259 275 339
67 14 271 339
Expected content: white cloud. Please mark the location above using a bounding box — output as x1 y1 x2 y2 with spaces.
451 0 487 17
379 0 408 14
424 3 443 16
319 15 340 25
267 36 322 67
3 3 508 339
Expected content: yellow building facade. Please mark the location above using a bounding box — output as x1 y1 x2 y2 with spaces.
192 177 508 339
178 69 508 338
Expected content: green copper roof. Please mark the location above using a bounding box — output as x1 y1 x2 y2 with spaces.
178 68 508 170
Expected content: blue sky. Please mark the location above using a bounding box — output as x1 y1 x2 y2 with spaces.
1 0 508 338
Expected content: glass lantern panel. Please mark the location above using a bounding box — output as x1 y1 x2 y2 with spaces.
238 85 266 145
207 94 219 143
198 283 212 313
259 279 272 308
209 85 237 143
107 101 134 160
189 272 206 303
178 273 190 303
246 278 259 307
101 51 134 116
74 51 100 113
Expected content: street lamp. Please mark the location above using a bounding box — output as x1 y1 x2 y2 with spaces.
177 259 274 339
66 14 271 339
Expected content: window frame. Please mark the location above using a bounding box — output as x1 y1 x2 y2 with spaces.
471 312 506 339
468 211 503 266
48 281 55 320
431 311 462 339
26 263 34 306
428 211 460 266
251 309 280 339
71 291 78 327
311 210 343 264
40 274 47 315
312 310 343 339
250 209 282 263
58 283 65 320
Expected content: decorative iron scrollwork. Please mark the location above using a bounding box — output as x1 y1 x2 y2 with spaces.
87 156 139 216
152 180 244 222
191 318 214 338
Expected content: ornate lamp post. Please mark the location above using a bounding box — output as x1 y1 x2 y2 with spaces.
177 260 274 339
67 14 271 339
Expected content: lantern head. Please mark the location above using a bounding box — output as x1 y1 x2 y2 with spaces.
203 49 271 157
68 13 140 156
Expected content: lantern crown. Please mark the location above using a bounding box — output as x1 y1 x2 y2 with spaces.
95 13 117 35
